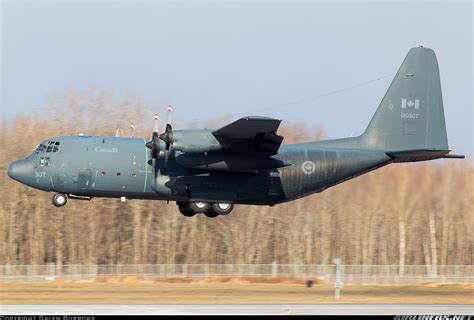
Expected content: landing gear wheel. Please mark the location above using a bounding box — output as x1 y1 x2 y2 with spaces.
178 202 196 217
189 202 210 214
204 208 219 218
212 202 234 215
52 193 68 207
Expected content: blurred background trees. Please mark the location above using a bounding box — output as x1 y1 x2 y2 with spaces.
1 88 472 267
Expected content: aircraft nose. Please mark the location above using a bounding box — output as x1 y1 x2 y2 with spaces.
7 159 34 183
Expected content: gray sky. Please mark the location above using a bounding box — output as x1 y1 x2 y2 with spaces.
1 0 472 155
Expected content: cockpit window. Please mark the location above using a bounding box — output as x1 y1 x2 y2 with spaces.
38 140 60 153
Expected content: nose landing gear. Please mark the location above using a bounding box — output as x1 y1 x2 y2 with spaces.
177 201 234 217
52 193 68 207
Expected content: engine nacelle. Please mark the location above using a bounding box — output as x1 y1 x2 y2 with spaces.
171 129 226 153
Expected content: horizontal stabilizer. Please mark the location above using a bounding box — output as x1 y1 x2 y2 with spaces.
386 149 464 162
442 153 465 159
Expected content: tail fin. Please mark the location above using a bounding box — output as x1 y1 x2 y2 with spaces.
361 47 449 152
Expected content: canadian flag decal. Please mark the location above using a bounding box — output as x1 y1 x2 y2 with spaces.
401 99 420 109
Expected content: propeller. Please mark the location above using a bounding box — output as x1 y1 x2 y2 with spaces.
145 114 161 159
159 105 174 168
113 119 139 138
114 128 124 137
128 123 136 138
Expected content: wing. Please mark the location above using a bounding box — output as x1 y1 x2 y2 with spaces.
213 116 281 140
212 116 284 155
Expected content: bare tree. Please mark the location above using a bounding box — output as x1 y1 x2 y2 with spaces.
0 87 472 267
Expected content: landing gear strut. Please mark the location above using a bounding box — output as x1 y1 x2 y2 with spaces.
52 193 68 207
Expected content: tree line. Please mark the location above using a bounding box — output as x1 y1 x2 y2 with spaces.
0 88 472 269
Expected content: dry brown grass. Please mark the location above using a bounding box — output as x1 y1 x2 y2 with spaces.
1 279 472 304
60 276 320 285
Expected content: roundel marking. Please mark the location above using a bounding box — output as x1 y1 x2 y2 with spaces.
301 161 316 175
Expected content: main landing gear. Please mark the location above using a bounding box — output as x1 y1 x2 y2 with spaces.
178 201 234 218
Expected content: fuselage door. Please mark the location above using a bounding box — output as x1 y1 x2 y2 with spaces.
77 169 93 190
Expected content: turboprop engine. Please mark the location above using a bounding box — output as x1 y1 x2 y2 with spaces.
170 129 227 153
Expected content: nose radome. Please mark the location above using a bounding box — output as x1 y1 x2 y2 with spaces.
7 159 34 183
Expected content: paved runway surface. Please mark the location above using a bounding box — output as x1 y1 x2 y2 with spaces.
1 304 473 315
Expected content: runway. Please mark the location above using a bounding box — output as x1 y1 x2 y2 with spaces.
1 304 472 315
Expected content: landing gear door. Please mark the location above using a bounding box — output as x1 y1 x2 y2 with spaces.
77 169 93 190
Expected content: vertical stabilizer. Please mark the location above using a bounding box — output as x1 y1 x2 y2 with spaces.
361 47 449 151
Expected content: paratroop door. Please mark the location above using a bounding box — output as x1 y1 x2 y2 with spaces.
77 169 92 190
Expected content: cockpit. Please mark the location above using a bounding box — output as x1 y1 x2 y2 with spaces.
33 140 62 167
35 140 61 153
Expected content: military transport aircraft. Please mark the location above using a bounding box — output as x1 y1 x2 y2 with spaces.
7 47 464 217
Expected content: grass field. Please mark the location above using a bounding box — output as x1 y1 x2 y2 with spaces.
1 277 472 304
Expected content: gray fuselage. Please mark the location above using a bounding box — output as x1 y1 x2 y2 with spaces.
10 135 392 205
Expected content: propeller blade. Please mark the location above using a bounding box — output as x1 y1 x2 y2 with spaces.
164 150 169 169
146 114 161 159
160 106 174 170
129 123 136 138
164 143 173 170
166 105 173 126
153 114 159 133
159 106 174 149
